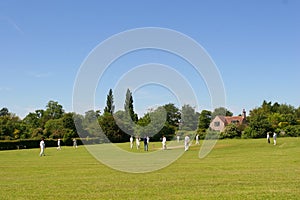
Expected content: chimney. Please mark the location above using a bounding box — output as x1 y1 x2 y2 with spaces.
242 109 246 119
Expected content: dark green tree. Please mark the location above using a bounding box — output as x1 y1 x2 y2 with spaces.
0 108 10 116
44 100 64 120
245 109 272 138
73 114 86 137
283 125 300 137
82 110 101 137
0 115 26 140
114 110 134 136
277 103 295 115
198 110 212 132
162 103 181 127
245 101 298 138
43 118 64 138
23 109 46 136
180 104 199 131
124 89 138 122
98 112 128 142
211 107 233 119
295 106 300 120
62 113 77 133
136 106 175 141
262 100 272 113
23 112 40 129
221 123 241 138
104 89 115 114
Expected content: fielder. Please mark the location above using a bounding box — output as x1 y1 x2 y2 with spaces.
184 135 190 151
130 136 134 149
57 138 61 150
39 138 45 156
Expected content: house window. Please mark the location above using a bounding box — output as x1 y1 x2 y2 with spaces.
231 120 239 124
214 121 220 127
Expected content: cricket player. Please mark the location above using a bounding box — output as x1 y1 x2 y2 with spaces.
130 136 134 149
273 132 277 145
195 134 199 145
57 138 61 150
184 135 190 151
39 138 45 156
162 136 167 150
136 137 140 150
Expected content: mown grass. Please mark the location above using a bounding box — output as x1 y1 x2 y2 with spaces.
0 137 299 199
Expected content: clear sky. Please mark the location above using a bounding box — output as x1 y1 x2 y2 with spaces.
0 0 299 118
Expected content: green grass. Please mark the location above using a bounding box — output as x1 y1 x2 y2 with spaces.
0 137 299 199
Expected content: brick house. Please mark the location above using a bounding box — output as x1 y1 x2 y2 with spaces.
209 109 247 132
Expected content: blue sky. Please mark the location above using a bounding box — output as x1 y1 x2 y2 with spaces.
0 0 299 118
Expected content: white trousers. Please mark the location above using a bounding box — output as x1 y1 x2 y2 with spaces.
184 143 189 151
40 148 45 156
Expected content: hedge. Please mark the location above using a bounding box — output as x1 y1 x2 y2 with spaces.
0 137 106 150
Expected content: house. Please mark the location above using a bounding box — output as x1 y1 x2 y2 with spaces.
209 109 247 132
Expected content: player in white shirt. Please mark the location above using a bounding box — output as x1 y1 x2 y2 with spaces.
162 136 167 150
273 132 277 145
184 135 190 151
39 138 45 156
195 134 199 145
57 138 61 150
130 136 134 149
136 137 140 149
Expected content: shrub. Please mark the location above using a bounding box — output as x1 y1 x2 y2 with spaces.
0 139 56 150
0 137 103 150
283 125 300 137
221 124 241 139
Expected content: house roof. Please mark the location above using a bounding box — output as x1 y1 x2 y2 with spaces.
215 115 245 125
225 116 245 125
216 115 226 123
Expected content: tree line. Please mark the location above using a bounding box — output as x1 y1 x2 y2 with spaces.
1 89 300 143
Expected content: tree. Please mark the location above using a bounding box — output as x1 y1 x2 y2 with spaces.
283 125 300 137
23 109 46 134
98 112 127 143
162 103 181 128
136 106 175 141
44 100 64 120
104 89 115 114
83 110 101 137
0 115 26 140
282 113 297 125
268 113 284 130
271 102 280 113
114 110 134 136
245 109 271 138
211 107 233 119
180 105 199 131
23 112 40 129
141 106 167 136
277 104 295 115
124 89 138 122
198 110 211 132
244 101 298 138
35 109 44 119
0 108 10 116
295 106 300 119
43 119 64 138
73 114 86 138
62 112 77 133
262 100 272 113
84 110 99 124
221 123 241 139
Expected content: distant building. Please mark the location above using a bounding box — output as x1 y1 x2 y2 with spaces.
209 109 247 132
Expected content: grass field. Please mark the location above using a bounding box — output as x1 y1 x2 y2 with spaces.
0 137 299 199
